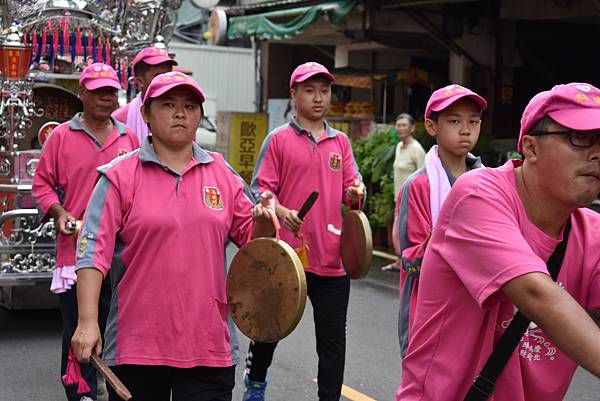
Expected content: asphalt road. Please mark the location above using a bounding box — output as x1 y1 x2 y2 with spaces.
0 256 598 401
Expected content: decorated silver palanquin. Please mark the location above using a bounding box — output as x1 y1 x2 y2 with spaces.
0 0 180 285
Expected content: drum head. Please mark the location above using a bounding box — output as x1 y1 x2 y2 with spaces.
227 238 307 343
341 210 373 279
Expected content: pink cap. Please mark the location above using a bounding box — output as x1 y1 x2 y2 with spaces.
289 62 335 89
143 71 205 105
79 63 121 90
132 47 177 69
425 84 487 119
518 82 600 151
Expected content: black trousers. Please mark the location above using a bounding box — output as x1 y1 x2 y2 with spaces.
60 278 111 401
108 365 235 401
245 272 350 401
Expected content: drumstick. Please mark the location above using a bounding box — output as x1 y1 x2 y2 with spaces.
90 354 132 401
298 191 319 220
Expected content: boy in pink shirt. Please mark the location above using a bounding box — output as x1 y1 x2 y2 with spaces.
396 82 600 400
242 62 364 401
32 63 139 401
397 84 487 357
112 46 176 142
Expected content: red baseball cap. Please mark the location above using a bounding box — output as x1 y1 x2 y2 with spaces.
143 71 205 105
424 84 487 119
289 62 335 89
132 47 177 69
519 83 600 151
79 63 121 90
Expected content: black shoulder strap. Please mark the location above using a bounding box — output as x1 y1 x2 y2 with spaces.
464 217 572 401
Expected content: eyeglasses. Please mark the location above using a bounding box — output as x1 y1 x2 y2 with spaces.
530 130 600 148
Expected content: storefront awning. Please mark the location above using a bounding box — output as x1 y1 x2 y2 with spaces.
227 0 357 40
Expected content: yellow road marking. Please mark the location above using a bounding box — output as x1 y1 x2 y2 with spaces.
312 379 377 401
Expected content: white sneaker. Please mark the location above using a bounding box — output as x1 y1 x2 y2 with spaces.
80 397 93 401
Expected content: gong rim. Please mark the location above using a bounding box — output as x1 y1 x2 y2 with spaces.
227 237 307 343
341 210 373 279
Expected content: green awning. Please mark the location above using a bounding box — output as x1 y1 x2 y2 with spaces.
227 0 357 40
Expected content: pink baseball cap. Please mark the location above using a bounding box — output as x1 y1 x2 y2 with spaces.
518 82 600 151
425 84 487 119
289 62 335 89
132 46 177 69
79 63 121 90
142 71 205 105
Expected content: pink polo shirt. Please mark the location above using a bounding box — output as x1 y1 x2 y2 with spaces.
112 94 148 143
396 160 600 401
32 113 139 267
252 118 363 277
76 138 256 368
111 102 129 124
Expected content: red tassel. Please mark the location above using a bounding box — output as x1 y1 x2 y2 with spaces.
53 24 59 55
41 27 47 56
105 37 111 65
61 349 91 395
32 30 38 57
75 24 82 56
96 36 102 62
88 31 93 62
63 17 70 61
77 376 91 394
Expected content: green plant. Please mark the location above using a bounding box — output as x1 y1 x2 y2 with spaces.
367 173 395 228
352 124 397 228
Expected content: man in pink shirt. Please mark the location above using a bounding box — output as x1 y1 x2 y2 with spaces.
32 63 139 401
112 46 176 142
241 62 364 401
396 82 600 401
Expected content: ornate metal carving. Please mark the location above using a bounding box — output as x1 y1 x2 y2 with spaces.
4 0 182 57
0 209 56 275
0 215 55 246
0 248 55 274
117 0 181 55
0 78 44 141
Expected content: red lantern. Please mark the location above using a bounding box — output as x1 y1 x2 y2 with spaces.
0 43 32 80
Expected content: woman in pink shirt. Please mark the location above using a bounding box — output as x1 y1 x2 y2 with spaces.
71 72 275 401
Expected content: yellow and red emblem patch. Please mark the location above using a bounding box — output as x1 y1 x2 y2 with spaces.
204 186 223 210
117 148 129 157
329 152 342 171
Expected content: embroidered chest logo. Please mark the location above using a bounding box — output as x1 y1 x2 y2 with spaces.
203 186 223 210
117 148 129 157
328 152 342 171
